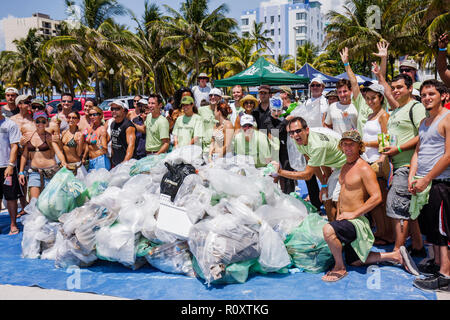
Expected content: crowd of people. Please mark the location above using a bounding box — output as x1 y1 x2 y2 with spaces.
1 33 449 292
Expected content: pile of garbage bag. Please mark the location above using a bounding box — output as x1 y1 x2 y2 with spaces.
21 145 334 286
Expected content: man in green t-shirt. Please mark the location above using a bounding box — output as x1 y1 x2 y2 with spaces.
198 88 222 155
173 96 203 148
271 116 347 221
376 72 427 256
233 114 271 168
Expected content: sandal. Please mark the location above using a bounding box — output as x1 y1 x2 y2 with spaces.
16 210 27 218
8 228 19 236
322 270 348 282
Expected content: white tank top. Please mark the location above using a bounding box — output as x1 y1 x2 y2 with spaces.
363 117 382 162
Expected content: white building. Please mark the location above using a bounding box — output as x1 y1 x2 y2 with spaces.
240 0 325 59
2 13 62 52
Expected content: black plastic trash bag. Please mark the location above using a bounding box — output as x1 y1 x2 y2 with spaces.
160 162 197 201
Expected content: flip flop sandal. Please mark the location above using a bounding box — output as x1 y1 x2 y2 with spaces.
400 246 420 276
8 229 19 236
322 271 348 282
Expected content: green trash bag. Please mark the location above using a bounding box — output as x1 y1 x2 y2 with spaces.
87 180 109 199
129 153 167 176
192 256 258 285
284 212 334 273
290 192 318 213
37 167 88 222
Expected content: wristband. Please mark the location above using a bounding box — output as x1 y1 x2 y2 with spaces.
397 146 402 153
343 63 349 67
321 184 328 188
19 172 25 176
8 162 15 167
439 47 447 52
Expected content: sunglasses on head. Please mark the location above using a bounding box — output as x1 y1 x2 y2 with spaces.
287 128 305 136
35 118 47 124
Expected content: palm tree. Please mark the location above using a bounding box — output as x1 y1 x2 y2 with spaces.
64 0 127 100
249 21 274 53
163 0 238 82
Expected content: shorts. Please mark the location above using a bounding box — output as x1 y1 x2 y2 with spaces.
27 171 50 188
322 168 341 202
329 220 360 265
386 166 411 219
89 154 111 172
418 180 450 247
0 167 23 201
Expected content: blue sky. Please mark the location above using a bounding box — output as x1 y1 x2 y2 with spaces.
0 0 342 50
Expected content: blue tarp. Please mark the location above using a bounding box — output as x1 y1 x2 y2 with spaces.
0 211 436 300
295 63 339 86
336 72 374 84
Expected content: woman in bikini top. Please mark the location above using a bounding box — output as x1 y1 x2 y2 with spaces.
60 111 85 168
84 106 108 162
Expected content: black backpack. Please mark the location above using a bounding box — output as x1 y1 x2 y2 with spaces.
160 162 197 202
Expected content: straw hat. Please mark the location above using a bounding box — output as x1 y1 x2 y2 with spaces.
239 94 258 108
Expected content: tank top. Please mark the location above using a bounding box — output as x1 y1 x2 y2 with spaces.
110 118 136 166
212 125 224 146
417 110 450 179
362 117 382 163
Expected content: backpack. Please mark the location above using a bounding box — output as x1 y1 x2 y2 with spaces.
160 162 197 202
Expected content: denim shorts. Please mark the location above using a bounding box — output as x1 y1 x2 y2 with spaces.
88 154 111 172
27 171 50 188
386 166 411 219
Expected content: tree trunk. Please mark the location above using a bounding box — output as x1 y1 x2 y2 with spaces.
95 64 100 101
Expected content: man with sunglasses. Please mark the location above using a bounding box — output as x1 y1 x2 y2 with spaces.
50 92 75 135
199 88 222 155
2 88 20 118
10 96 33 131
271 117 347 221
0 101 24 235
399 59 421 91
128 95 143 120
192 73 211 109
109 100 137 167
253 85 272 132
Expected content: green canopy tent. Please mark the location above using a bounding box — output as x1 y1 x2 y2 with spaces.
214 57 309 87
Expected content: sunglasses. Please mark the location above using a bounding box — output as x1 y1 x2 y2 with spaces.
21 101 32 105
133 100 140 103
209 94 221 98
400 68 414 73
287 128 305 136
67 116 80 120
35 119 47 124
31 105 45 110
110 107 121 111
310 84 322 88
242 124 253 128
271 109 283 113
61 100 72 103
259 91 269 95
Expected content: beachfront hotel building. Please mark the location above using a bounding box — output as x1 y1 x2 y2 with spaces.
240 0 325 58
2 13 62 52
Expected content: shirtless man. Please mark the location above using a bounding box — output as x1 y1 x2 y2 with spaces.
321 130 417 282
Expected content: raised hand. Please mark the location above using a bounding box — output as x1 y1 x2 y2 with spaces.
372 61 381 77
373 40 389 58
438 32 448 49
340 47 349 64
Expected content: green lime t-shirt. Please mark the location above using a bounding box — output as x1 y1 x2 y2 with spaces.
145 115 169 152
296 131 346 169
173 113 203 148
387 100 426 169
352 94 373 135
233 130 272 168
198 105 217 153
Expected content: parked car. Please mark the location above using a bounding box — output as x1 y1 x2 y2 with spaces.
46 97 86 116
99 96 147 121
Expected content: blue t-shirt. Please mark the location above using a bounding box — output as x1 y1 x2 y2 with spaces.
132 116 147 160
0 117 21 167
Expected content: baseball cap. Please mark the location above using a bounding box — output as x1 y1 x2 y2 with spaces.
180 96 195 105
258 85 270 92
108 99 128 110
400 59 417 70
209 88 223 97
31 99 46 108
325 90 338 98
340 130 362 143
198 73 209 79
137 98 148 105
33 111 48 121
278 86 292 95
15 94 32 105
367 83 385 95
5 87 19 95
240 114 255 127
310 77 325 86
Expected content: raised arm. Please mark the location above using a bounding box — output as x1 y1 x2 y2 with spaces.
437 33 450 87
340 47 361 99
372 62 399 110
372 40 389 78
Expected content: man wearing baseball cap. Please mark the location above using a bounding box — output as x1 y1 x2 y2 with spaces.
3 88 20 118
192 72 211 109
253 84 272 131
198 87 222 155
109 99 137 167
400 59 421 90
233 114 272 168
